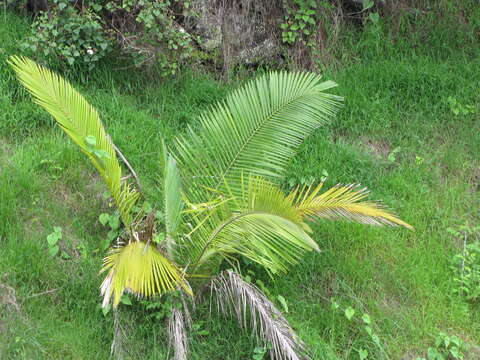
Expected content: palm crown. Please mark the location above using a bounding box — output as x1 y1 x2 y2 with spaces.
9 56 412 360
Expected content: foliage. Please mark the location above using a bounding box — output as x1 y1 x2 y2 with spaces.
449 224 480 302
22 0 111 69
21 0 193 73
46 226 62 257
98 211 122 251
330 300 387 359
446 97 476 117
416 332 468 360
280 0 317 47
103 0 193 75
1 11 479 358
8 55 414 359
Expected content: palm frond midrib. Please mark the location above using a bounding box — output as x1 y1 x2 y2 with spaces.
211 91 319 191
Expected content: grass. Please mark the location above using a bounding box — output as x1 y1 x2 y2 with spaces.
1 10 479 360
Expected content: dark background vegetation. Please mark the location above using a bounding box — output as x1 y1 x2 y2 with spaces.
0 0 479 359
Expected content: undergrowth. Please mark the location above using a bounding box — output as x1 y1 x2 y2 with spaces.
0 9 479 360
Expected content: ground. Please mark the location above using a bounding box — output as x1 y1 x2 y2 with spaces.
0 12 479 360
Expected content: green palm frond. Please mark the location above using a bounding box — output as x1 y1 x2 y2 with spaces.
8 56 140 226
172 72 343 201
184 177 319 275
290 183 413 229
100 241 192 308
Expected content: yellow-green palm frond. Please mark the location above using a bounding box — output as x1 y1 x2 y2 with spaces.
8 56 139 226
291 183 413 230
100 241 192 308
244 176 304 226
184 176 319 276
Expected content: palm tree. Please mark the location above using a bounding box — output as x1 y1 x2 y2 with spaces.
9 56 412 360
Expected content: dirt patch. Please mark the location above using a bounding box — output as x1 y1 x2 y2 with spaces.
0 274 27 328
469 166 480 192
466 344 480 360
401 350 422 360
0 138 13 170
0 278 21 314
358 137 391 159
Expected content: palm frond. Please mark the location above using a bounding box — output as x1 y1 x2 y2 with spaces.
100 241 192 308
163 147 184 257
291 183 413 229
8 56 140 226
210 270 310 360
172 72 343 201
168 307 190 360
184 177 319 275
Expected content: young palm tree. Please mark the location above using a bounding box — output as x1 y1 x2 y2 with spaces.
9 56 412 360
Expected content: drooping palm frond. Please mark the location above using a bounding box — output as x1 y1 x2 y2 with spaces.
172 72 343 202
289 183 413 229
210 270 310 360
8 56 140 226
183 177 319 276
100 241 192 308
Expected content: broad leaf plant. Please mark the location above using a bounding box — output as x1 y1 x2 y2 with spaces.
9 56 412 360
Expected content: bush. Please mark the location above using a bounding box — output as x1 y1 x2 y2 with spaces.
21 0 193 73
22 0 111 69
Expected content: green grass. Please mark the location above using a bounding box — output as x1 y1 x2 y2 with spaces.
1 11 479 360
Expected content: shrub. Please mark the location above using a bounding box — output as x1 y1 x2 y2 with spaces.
21 0 193 73
22 0 111 69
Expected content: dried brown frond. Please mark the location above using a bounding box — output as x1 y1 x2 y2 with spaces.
210 270 310 360
168 307 190 360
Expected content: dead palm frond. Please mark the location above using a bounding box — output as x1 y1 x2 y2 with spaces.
168 307 190 360
210 270 310 360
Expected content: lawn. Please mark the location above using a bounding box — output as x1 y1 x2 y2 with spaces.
0 12 479 360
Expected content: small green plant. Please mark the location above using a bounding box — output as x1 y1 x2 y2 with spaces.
330 300 386 359
191 321 209 337
252 344 272 360
416 332 468 360
448 224 480 302
38 158 64 179
46 226 62 257
141 291 184 322
287 170 327 189
387 146 402 163
280 0 317 47
446 97 476 117
98 212 121 250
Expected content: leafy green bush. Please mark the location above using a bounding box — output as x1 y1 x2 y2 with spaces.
22 0 111 69
21 0 193 73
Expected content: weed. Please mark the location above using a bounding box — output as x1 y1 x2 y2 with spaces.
449 224 480 302
46 226 62 257
416 332 469 360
